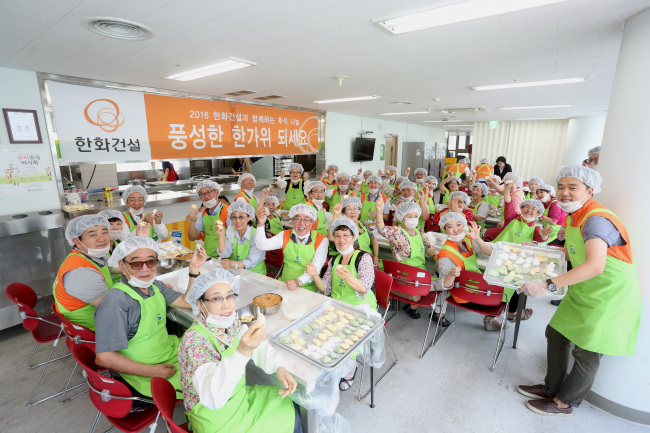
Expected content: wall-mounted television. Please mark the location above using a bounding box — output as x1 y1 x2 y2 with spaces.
352 137 375 162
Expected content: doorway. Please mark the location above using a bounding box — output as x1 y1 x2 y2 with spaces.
385 135 398 171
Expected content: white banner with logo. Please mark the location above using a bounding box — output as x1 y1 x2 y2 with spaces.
47 82 152 162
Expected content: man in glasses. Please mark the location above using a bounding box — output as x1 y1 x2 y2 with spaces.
277 162 308 210
187 180 231 258
254 204 328 293
94 236 206 401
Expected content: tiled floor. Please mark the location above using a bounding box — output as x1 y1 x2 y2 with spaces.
2 295 648 432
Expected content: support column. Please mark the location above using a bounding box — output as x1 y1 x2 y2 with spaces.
561 115 606 165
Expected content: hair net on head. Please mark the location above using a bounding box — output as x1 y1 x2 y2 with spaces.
366 175 381 184
480 158 490 164
488 175 501 183
237 173 255 186
264 195 280 207
336 172 350 183
471 183 488 197
341 196 362 212
520 199 544 215
363 170 372 176
459 157 470 165
289 163 304 174
98 209 126 224
124 186 148 204
503 172 523 188
107 236 160 267
556 165 602 194
288 204 317 221
386 166 397 172
327 164 339 171
537 183 556 197
196 180 221 194
425 176 438 185
65 215 110 246
351 175 361 181
227 200 255 218
305 181 326 194
528 177 544 186
395 176 409 184
400 180 417 191
440 212 468 230
588 146 601 156
449 191 470 205
414 168 428 176
330 217 359 238
446 176 462 185
396 202 421 221
185 269 240 316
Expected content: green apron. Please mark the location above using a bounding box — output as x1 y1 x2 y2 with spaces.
229 227 267 275
328 189 345 209
357 221 371 253
267 214 284 235
203 206 226 258
493 217 535 244
485 194 501 207
400 227 426 269
186 323 295 433
307 203 328 237
52 253 113 332
113 282 181 398
549 208 641 356
282 180 306 210
360 181 369 194
331 251 377 309
123 211 157 241
468 199 486 230
441 190 451 205
280 230 320 292
359 194 383 222
540 199 561 244
109 241 123 284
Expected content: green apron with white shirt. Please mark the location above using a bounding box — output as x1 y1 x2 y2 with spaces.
267 214 284 235
203 206 227 258
123 211 157 240
185 323 295 433
331 251 377 309
280 230 320 292
282 180 306 210
549 208 641 356
113 282 181 398
400 227 426 269
228 227 266 275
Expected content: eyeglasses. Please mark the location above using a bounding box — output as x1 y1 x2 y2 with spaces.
333 234 353 240
125 259 158 270
292 217 313 224
198 189 217 198
290 170 302 174
231 215 249 221
201 293 238 305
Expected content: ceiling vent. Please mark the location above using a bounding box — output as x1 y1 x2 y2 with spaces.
84 17 154 40
439 106 487 114
254 95 287 101
224 90 259 96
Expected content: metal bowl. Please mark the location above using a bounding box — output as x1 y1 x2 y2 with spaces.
252 293 283 315
236 304 261 323
158 258 178 271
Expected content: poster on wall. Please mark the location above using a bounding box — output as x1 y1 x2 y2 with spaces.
0 150 54 196
47 81 321 163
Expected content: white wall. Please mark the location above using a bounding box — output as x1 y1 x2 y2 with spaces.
562 115 607 165
324 111 446 176
0 67 60 216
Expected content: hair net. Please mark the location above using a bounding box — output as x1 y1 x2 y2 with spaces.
503 172 523 188
65 215 110 246
363 170 373 176
327 164 339 172
537 183 556 197
185 269 240 316
396 202 421 221
305 180 326 194
386 166 397 172
351 175 361 181
124 185 147 204
414 168 428 176
395 176 409 184
446 176 462 185
587 146 601 156
264 195 280 206
459 157 470 165
440 212 468 230
555 165 602 194
425 176 438 185
336 172 350 182
488 175 501 183
288 203 317 221
330 216 359 238
107 236 160 267
227 200 255 218
528 177 544 187
471 183 488 197
520 199 544 215
196 180 221 194
449 191 470 205
400 180 417 191
237 173 255 186
480 158 490 164
288 162 304 174
341 196 362 212
98 209 126 224
366 175 381 184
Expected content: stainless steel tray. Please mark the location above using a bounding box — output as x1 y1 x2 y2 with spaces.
483 241 567 290
270 300 383 371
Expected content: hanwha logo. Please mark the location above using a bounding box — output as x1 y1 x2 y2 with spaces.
84 99 125 132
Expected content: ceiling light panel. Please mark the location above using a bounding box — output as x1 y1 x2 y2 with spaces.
313 95 381 104
500 104 574 110
380 111 429 115
165 58 256 81
471 77 586 91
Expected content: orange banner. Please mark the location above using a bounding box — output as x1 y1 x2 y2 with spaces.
144 94 319 159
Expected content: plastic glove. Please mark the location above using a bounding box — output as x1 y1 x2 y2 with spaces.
520 280 550 298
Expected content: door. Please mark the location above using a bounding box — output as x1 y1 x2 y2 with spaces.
385 135 398 172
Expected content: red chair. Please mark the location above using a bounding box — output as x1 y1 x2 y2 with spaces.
265 248 284 279
71 345 161 433
424 215 440 233
441 270 509 371
51 305 96 404
483 227 502 242
382 260 440 358
357 269 398 401
5 282 69 406
151 377 190 433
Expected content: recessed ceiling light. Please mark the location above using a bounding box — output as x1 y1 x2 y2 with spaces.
380 111 430 115
423 120 464 123
500 104 574 110
514 117 568 120
390 101 413 105
85 17 154 40
224 90 259 96
471 77 586 91
375 0 567 35
164 58 256 81
313 95 381 104
255 95 287 101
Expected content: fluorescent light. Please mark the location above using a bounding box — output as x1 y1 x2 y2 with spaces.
471 77 586 91
165 58 256 81
423 120 464 123
447 124 474 127
500 104 574 110
381 111 429 115
514 117 568 120
375 0 567 35
313 95 381 104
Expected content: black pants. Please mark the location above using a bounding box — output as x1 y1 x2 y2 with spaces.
544 325 603 406
110 372 155 408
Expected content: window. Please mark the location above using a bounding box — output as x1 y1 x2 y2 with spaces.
116 162 153 172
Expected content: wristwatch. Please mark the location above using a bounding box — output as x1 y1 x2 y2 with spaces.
189 272 200 278
546 278 558 293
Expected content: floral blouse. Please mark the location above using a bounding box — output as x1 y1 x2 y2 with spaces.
378 225 436 262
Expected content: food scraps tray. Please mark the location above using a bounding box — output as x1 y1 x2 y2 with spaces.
159 241 195 260
483 242 567 290
271 301 383 370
